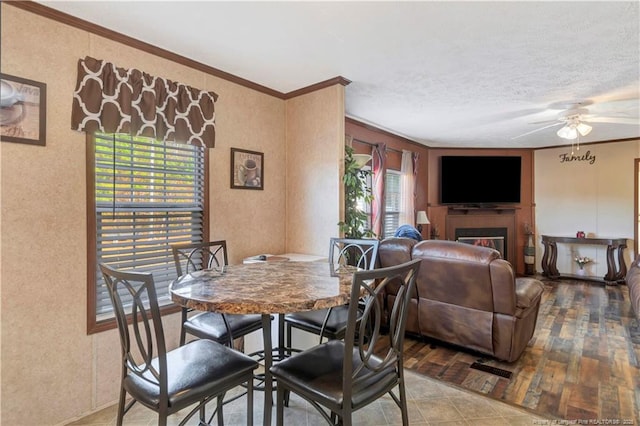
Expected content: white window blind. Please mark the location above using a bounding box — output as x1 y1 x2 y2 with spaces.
93 133 205 320
384 170 401 238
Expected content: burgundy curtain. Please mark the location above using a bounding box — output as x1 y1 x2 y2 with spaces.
71 56 217 147
371 143 386 238
413 151 419 208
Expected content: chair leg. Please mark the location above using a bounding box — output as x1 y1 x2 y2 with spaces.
116 388 126 426
285 323 292 355
217 394 225 426
398 380 409 425
199 398 206 424
342 411 352 426
276 384 285 426
246 375 254 426
158 406 168 426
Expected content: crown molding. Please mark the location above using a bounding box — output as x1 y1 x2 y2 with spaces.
284 77 351 99
535 136 640 150
5 1 348 100
345 117 424 147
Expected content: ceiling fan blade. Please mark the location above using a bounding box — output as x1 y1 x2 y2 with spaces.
547 100 594 110
529 118 564 125
511 122 564 139
582 117 639 124
466 107 547 127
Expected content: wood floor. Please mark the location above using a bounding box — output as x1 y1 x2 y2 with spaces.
380 277 640 423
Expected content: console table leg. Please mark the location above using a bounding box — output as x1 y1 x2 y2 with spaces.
604 244 618 283
549 242 559 278
542 241 560 279
542 241 551 277
616 243 628 282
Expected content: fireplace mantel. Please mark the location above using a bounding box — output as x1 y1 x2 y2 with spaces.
446 211 516 264
447 205 519 214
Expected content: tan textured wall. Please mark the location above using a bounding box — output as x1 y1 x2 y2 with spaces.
535 140 639 277
285 86 345 256
0 4 286 424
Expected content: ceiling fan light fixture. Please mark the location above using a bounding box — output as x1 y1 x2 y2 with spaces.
557 125 578 140
576 122 592 136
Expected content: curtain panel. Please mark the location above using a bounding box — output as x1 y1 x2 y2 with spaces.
371 143 386 238
399 150 415 226
413 151 419 216
71 56 218 148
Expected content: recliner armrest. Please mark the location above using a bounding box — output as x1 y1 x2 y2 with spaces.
515 278 544 309
625 255 640 320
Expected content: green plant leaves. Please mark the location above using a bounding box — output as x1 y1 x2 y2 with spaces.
339 145 375 239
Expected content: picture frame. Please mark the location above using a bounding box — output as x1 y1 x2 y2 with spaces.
1 73 47 146
231 148 264 190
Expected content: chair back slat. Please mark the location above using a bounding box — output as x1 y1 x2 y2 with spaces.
330 238 379 270
313 238 381 343
343 259 421 395
100 264 167 392
171 240 228 277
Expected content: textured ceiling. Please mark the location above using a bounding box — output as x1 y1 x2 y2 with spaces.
38 1 640 148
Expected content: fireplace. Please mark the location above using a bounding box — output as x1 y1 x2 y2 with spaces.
446 212 516 265
455 227 507 259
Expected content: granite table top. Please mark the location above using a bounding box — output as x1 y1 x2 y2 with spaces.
169 261 358 315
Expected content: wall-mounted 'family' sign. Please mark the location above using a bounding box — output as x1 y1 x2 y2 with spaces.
559 150 596 165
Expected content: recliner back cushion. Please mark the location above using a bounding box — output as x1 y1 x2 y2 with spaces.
378 237 421 334
379 237 418 297
412 240 501 311
378 237 416 265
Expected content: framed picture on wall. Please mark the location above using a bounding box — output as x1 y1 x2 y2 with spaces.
0 73 47 146
231 148 264 190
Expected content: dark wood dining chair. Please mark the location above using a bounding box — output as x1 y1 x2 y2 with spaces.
283 238 379 349
171 240 267 348
270 258 422 426
99 263 258 426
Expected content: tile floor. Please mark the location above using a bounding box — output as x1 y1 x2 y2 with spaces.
67 369 549 425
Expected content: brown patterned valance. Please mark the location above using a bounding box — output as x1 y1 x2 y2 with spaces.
71 56 217 148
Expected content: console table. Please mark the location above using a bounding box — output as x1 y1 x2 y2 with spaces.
541 235 628 284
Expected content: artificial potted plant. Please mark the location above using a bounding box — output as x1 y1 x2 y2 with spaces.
338 145 375 240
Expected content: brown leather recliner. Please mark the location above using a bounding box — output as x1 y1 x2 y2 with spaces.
626 254 640 320
378 238 545 362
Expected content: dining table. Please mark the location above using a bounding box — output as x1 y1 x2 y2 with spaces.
168 260 357 426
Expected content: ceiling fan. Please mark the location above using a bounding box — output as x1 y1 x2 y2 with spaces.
512 100 638 140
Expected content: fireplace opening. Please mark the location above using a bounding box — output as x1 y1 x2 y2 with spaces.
455 227 508 260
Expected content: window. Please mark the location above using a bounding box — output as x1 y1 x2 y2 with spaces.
357 167 400 239
88 133 207 333
383 170 401 239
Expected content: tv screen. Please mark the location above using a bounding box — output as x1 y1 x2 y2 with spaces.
440 156 521 205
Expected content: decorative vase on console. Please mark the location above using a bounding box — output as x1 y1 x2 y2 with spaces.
574 256 591 276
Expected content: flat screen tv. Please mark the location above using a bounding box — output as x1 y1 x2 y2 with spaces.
440 156 521 205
